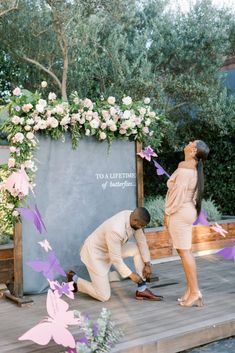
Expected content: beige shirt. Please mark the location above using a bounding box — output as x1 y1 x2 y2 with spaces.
80 210 151 278
165 167 197 215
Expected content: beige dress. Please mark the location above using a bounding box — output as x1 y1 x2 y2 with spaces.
165 166 197 249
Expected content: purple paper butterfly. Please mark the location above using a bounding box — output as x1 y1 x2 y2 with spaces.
137 146 157 161
27 252 66 280
216 247 235 261
49 280 74 299
16 204 47 234
193 210 209 226
153 160 170 178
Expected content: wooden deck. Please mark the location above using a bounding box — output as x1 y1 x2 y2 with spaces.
1 254 235 353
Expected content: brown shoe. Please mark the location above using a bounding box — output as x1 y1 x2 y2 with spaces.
66 270 78 293
136 288 163 301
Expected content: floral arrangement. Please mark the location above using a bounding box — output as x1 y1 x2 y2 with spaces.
0 83 164 236
65 308 123 353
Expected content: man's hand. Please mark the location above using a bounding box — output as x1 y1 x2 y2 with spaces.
143 262 152 280
129 272 142 284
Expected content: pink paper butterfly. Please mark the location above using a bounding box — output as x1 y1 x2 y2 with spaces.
19 289 79 348
38 239 52 252
4 166 32 197
49 280 74 299
210 223 228 237
137 146 157 161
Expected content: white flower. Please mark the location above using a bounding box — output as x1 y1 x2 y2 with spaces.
26 132 35 140
26 118 34 125
142 126 149 134
41 81 48 88
60 115 70 126
102 110 110 120
83 98 93 109
145 118 151 126
149 130 154 136
6 203 15 210
47 117 59 128
12 210 19 217
139 107 146 116
100 132 107 140
48 92 57 101
148 111 156 118
123 110 131 119
110 107 117 116
85 111 93 121
107 96 116 105
8 158 15 168
20 117 24 125
53 104 64 115
73 97 80 104
36 104 45 113
101 123 107 130
122 96 132 105
90 119 100 129
144 97 151 104
11 115 21 125
78 116 85 124
109 124 117 132
12 132 24 144
13 87 21 96
24 125 31 131
9 146 16 153
38 120 47 129
85 129 91 136
24 160 34 169
119 128 127 135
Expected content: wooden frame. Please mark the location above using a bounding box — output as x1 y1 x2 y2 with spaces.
11 140 144 298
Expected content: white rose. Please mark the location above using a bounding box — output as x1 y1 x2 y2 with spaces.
144 97 151 104
60 116 71 126
123 110 131 119
83 98 93 109
36 104 45 113
148 111 156 118
26 132 35 140
12 210 19 217
139 107 146 116
48 92 57 101
41 81 48 88
11 115 21 125
142 126 149 134
100 132 107 140
24 125 31 131
119 128 127 135
22 104 33 113
24 160 34 169
102 110 110 120
26 118 34 125
12 132 24 143
145 118 151 126
85 129 91 136
9 146 16 153
47 117 59 128
109 124 117 132
90 119 100 129
6 203 15 210
122 96 132 105
107 96 116 105
101 123 107 130
13 87 21 96
110 107 117 116
8 158 15 168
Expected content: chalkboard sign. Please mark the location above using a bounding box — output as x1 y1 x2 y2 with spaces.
22 136 138 294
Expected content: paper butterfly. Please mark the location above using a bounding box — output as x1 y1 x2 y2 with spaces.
49 280 74 299
38 239 52 252
16 205 46 234
211 223 228 237
19 289 79 348
137 146 157 161
193 210 209 226
27 252 66 281
216 247 235 261
4 166 32 197
153 160 170 178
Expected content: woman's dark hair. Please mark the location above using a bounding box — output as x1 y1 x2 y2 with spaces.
194 140 210 215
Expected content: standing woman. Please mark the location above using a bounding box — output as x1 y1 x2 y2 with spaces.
164 140 209 307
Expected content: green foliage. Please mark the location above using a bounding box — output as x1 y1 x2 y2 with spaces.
202 198 222 222
144 195 165 228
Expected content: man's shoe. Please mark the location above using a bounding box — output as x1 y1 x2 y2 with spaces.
136 288 163 301
66 270 78 293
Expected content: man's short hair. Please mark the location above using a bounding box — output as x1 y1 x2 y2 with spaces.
133 207 151 224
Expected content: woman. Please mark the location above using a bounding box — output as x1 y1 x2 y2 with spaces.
164 140 209 307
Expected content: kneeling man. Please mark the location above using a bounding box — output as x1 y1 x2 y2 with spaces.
67 207 163 302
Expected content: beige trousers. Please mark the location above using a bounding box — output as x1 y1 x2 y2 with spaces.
77 242 145 302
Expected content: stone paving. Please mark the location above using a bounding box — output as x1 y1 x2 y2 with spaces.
184 337 235 353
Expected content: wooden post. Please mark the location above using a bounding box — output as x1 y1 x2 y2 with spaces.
136 141 144 207
13 222 23 298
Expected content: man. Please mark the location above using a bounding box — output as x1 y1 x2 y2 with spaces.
67 207 163 302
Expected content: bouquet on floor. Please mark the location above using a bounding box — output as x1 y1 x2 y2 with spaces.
66 308 123 353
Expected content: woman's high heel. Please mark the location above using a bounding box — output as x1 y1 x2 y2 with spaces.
178 290 202 303
179 294 204 307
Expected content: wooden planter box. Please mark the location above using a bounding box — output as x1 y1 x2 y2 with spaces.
146 220 235 260
0 242 14 284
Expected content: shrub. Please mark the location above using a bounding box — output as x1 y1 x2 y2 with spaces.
202 198 222 222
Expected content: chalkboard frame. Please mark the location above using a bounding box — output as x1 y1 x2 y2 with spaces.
12 141 144 298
